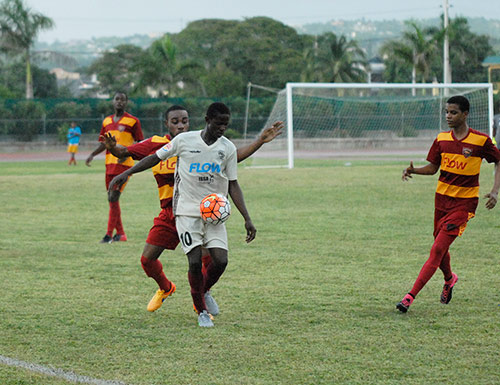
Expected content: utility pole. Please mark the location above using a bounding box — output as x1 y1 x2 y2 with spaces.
443 0 451 84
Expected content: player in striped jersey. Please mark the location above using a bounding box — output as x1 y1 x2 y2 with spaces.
103 105 283 315
86 91 144 244
397 95 500 313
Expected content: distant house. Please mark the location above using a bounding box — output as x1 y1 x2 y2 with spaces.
49 68 105 98
482 56 500 94
367 57 385 83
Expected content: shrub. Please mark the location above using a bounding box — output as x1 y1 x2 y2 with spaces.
11 101 46 141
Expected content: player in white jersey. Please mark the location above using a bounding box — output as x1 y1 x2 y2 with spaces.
109 102 256 327
160 129 238 217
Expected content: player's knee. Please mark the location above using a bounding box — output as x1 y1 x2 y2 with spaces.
188 261 203 274
108 193 120 202
213 257 227 270
430 243 447 261
209 248 228 266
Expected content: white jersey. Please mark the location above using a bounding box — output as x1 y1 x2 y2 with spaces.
156 130 238 217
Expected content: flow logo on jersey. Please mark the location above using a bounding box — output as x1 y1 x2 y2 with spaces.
189 162 221 173
442 156 467 170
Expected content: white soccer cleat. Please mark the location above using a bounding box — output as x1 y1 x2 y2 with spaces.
204 291 219 316
198 310 214 327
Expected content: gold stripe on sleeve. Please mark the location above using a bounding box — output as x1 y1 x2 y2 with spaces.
102 117 113 126
151 136 169 144
437 132 454 142
119 117 137 127
462 132 487 147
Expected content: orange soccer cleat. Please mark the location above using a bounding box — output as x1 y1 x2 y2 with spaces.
147 283 176 312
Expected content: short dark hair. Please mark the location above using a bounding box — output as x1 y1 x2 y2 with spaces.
447 95 470 112
113 91 128 100
165 105 188 120
206 102 230 119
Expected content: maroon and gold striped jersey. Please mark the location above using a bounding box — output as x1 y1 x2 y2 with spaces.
99 112 144 175
427 128 500 212
127 135 176 209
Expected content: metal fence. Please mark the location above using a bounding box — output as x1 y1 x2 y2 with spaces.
0 115 269 143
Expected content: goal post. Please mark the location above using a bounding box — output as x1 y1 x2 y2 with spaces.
250 82 494 169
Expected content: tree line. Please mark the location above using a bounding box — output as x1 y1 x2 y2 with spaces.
1 0 495 99
0 0 496 141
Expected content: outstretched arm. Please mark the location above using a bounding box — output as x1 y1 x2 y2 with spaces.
108 153 162 192
85 142 106 167
402 161 439 181
100 132 131 159
484 162 500 210
228 180 256 243
236 121 283 162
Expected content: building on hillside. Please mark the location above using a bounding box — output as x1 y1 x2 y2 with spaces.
49 68 105 98
367 57 385 83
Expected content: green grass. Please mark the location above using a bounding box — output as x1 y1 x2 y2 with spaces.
0 159 499 385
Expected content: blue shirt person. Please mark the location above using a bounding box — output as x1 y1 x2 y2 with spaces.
67 122 82 165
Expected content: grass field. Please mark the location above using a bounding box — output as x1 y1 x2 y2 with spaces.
0 159 499 385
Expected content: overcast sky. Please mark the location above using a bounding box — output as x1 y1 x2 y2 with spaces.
27 0 500 43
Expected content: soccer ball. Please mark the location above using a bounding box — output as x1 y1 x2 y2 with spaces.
200 193 231 225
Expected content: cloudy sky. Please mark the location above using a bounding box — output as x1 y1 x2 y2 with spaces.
26 0 500 43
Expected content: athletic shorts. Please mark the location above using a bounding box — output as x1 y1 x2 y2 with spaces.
105 173 129 193
434 209 475 238
67 144 79 153
175 215 228 254
146 207 180 250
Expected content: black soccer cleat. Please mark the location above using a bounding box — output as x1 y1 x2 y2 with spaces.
100 234 113 244
440 273 458 304
112 234 127 242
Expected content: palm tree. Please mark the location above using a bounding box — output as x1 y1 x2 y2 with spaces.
305 32 367 83
0 0 54 98
381 22 443 85
139 36 204 97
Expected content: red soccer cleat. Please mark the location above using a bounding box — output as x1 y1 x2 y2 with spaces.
396 293 414 313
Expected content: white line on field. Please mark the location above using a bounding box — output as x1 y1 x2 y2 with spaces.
0 354 128 385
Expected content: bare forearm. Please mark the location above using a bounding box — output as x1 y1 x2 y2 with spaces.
122 153 161 176
228 181 251 221
108 144 130 159
237 139 264 162
90 143 106 157
237 121 283 162
412 163 439 175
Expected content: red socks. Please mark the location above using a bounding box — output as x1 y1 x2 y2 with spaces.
141 256 173 292
107 201 124 236
439 252 452 281
410 231 456 297
188 270 205 313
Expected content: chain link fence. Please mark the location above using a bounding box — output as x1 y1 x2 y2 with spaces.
0 115 270 146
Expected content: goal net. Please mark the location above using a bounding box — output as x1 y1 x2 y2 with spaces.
244 83 494 168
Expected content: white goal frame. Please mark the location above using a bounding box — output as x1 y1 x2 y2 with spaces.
284 82 494 169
